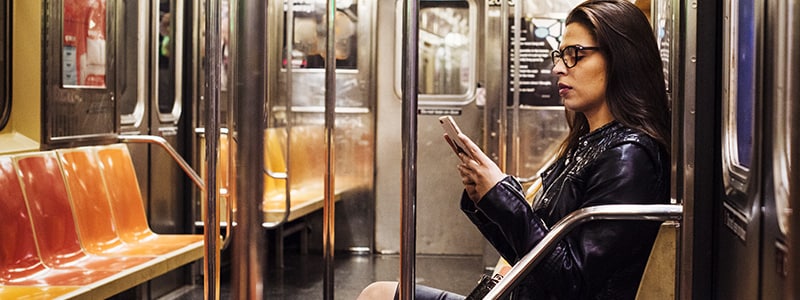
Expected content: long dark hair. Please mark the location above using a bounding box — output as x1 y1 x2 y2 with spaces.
558 0 670 157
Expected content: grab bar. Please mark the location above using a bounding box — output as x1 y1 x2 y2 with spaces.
484 204 683 300
118 134 205 191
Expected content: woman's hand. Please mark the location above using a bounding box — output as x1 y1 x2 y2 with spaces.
446 133 506 203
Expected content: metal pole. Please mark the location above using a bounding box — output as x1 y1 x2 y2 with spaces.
680 0 699 297
323 0 337 299
232 0 267 298
400 0 419 299
786 1 799 298
510 0 521 176
203 0 221 298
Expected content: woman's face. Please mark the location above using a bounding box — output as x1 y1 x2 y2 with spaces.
553 23 608 117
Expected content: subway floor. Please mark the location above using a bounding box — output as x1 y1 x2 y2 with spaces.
168 251 485 299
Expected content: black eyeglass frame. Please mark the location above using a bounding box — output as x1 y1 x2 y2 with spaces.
551 44 601 69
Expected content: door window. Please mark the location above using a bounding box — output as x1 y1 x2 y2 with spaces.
394 0 477 104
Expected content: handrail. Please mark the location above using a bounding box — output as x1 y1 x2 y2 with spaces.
483 204 684 300
117 134 205 192
264 168 288 179
118 133 234 251
196 128 291 229
261 125 294 229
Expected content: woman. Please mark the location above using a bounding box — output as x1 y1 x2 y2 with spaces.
359 0 670 298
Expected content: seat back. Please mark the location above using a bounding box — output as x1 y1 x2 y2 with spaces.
58 147 126 254
635 221 679 299
264 127 288 200
0 156 49 281
199 133 236 223
288 125 324 193
14 152 87 267
94 144 155 243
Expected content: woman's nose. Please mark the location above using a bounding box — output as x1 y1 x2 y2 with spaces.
552 60 567 76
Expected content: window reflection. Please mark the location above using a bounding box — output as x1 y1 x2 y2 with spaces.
282 0 358 69
394 0 475 100
418 2 471 95
119 0 146 127
157 0 174 114
62 0 108 88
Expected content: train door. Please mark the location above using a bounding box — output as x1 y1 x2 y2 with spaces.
193 0 378 261
375 0 484 255
147 0 193 296
118 0 150 221
267 0 376 255
714 0 762 298
484 0 575 184
758 0 796 298
714 0 784 298
116 0 195 297
479 0 578 267
43 0 118 149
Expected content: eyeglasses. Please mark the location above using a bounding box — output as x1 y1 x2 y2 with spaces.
551 45 601 69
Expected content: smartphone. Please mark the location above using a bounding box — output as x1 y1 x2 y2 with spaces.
439 116 472 158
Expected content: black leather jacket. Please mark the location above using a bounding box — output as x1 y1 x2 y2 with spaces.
461 121 670 299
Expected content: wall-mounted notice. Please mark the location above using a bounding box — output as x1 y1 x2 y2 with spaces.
508 17 563 107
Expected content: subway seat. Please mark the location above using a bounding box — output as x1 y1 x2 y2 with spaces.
15 152 154 271
0 145 203 299
261 125 370 223
201 125 372 224
491 177 679 299
94 144 204 248
0 155 117 287
199 125 372 267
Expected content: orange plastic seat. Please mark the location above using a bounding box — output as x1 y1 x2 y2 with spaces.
199 133 236 223
14 152 153 271
94 144 203 248
261 126 368 222
0 156 117 286
0 286 80 299
58 147 196 256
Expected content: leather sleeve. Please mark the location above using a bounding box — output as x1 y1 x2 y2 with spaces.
462 142 667 298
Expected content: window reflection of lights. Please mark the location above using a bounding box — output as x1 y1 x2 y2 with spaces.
284 0 353 12
444 33 468 48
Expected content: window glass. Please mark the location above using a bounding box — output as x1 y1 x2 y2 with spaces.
62 0 107 88
736 0 755 169
1 2 9 130
119 0 145 127
394 0 476 102
157 0 175 114
282 0 358 69
418 2 471 95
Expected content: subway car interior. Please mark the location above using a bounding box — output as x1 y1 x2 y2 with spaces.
0 0 798 299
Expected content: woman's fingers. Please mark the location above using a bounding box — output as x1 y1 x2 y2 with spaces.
457 133 486 163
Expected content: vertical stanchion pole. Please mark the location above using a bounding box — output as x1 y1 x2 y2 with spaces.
787 1 799 297
323 0 337 299
203 0 221 298
509 0 521 176
400 0 419 299
232 0 267 298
